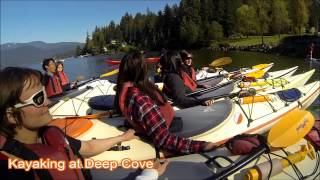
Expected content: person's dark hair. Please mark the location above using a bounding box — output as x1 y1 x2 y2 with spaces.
160 51 183 75
114 50 166 111
56 61 64 67
0 67 43 138
42 58 55 71
180 50 193 62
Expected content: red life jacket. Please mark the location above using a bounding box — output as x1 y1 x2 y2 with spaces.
189 67 196 81
119 82 174 132
0 126 90 180
180 70 197 92
45 74 63 97
58 71 69 86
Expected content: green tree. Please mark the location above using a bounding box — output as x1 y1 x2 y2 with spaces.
180 17 200 47
82 32 90 55
207 21 224 40
290 0 309 35
223 0 243 37
236 5 256 38
308 0 320 35
270 0 290 38
250 0 270 44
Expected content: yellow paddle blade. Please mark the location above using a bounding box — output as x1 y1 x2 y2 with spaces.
76 75 85 81
209 57 232 67
268 110 315 148
252 63 270 69
100 69 119 78
245 69 265 78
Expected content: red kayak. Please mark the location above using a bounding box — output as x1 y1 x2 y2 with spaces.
105 57 160 65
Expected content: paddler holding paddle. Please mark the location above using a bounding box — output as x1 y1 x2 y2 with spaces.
160 51 215 108
115 51 218 155
0 67 169 180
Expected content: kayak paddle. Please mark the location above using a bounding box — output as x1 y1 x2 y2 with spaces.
100 69 119 78
209 57 232 67
52 112 110 120
207 109 315 180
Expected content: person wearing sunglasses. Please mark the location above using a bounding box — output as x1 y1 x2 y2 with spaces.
180 50 196 81
180 50 210 90
0 67 168 180
42 58 64 98
160 51 215 108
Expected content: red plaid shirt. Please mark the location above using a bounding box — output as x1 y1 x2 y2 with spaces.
125 87 206 154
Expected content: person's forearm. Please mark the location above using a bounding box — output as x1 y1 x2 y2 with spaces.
79 135 126 157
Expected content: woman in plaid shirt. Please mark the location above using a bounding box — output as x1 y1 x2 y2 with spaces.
114 51 217 154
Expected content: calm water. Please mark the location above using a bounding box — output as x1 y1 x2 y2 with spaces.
23 50 319 118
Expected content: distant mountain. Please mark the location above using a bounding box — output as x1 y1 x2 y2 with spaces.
0 41 84 68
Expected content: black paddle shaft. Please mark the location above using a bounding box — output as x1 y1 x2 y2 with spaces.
200 88 256 102
206 145 269 180
187 81 234 97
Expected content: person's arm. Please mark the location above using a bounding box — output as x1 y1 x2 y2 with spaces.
78 129 137 158
165 74 202 108
132 95 216 154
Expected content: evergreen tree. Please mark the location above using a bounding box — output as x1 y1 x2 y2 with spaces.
236 4 256 38
250 0 270 44
180 17 200 47
270 0 290 38
290 0 309 35
208 21 224 40
308 0 320 35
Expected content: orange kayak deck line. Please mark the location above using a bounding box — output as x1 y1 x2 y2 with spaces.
49 118 93 138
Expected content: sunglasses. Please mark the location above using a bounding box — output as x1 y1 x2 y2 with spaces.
14 87 47 108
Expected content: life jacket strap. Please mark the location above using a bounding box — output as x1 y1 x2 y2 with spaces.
1 137 53 180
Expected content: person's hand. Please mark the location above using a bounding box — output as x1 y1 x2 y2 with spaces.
153 159 169 176
203 142 217 152
71 80 78 88
202 99 214 106
120 129 138 141
202 84 210 89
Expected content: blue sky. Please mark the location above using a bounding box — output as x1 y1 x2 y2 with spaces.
0 0 180 44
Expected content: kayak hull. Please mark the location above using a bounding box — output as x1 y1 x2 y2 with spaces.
50 81 320 161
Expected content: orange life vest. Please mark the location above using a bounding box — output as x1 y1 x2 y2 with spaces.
57 71 69 86
180 70 197 92
45 74 63 97
0 126 90 180
119 82 174 132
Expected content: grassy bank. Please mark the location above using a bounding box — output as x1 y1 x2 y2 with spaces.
209 35 319 58
210 34 292 48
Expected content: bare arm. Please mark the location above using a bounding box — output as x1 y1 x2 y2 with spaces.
79 129 137 158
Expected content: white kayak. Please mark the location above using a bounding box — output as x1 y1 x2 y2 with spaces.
49 80 320 162
49 68 315 117
196 64 298 80
192 69 316 101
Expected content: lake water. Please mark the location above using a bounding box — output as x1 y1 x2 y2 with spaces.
20 50 320 118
